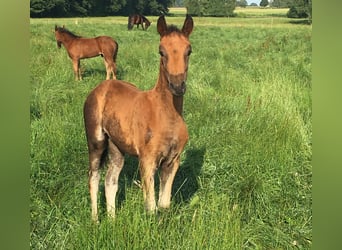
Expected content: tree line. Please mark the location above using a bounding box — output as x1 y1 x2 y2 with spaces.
30 0 312 19
30 0 173 17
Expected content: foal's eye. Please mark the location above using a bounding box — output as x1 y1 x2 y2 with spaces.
159 51 165 57
187 48 192 56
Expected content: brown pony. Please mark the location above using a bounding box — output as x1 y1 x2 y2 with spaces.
84 15 194 221
54 25 118 80
128 14 152 30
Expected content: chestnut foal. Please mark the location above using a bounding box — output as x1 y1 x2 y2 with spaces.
54 25 118 80
83 15 193 221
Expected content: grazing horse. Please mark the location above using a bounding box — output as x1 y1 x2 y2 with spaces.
54 25 118 80
128 14 152 30
84 15 194 221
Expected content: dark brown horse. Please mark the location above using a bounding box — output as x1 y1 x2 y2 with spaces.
54 25 118 80
128 14 152 30
84 15 194 221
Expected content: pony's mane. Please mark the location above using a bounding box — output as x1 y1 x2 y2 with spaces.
56 26 81 38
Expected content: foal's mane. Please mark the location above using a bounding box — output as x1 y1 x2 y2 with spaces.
56 26 81 38
162 25 182 36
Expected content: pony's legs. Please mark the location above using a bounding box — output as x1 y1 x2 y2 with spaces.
158 157 180 209
88 144 106 222
105 141 124 219
104 60 110 80
104 59 116 80
139 158 157 212
72 59 81 80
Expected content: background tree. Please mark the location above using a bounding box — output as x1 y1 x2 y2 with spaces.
236 0 248 8
30 0 68 17
184 0 203 16
270 0 292 8
259 0 269 7
30 0 172 17
105 0 127 15
120 0 172 15
287 0 312 21
185 0 235 17
172 0 184 7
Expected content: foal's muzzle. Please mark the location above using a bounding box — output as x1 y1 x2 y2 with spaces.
168 74 187 96
169 81 186 96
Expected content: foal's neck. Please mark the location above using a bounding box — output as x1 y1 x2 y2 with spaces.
61 34 76 48
155 64 184 117
173 95 184 116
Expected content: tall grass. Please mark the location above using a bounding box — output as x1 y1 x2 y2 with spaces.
30 13 311 249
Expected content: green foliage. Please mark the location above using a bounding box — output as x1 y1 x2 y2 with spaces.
185 0 236 17
287 0 312 20
271 0 293 8
260 0 269 7
236 0 248 8
30 0 68 17
30 14 311 249
30 0 172 17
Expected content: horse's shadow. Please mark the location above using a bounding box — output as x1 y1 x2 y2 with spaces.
80 66 126 80
98 147 205 213
172 147 205 204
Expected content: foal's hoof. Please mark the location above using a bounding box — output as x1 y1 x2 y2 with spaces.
92 218 100 225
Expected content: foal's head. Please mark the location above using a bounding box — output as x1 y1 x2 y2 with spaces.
54 25 63 48
54 25 80 48
145 19 151 30
157 15 194 96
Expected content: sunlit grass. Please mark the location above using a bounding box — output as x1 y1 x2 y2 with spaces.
30 13 311 249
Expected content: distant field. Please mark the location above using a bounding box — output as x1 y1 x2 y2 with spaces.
169 6 289 16
234 6 289 16
30 13 311 249
169 7 187 15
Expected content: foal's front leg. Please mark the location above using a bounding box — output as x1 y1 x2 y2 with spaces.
158 157 180 209
72 59 81 80
139 157 157 212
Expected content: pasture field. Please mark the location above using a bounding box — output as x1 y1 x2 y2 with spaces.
30 10 311 249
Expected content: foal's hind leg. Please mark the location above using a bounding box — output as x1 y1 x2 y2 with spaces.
105 140 124 219
88 141 106 222
103 58 116 80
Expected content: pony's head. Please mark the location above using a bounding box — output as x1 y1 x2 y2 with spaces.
157 15 193 96
54 25 80 48
54 25 64 48
145 19 152 30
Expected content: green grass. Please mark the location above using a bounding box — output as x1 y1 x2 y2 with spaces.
30 13 311 249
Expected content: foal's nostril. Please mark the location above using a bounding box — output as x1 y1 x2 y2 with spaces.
181 81 186 90
169 81 186 96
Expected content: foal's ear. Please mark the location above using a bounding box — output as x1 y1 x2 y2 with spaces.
55 25 58 31
157 15 167 36
182 14 194 37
